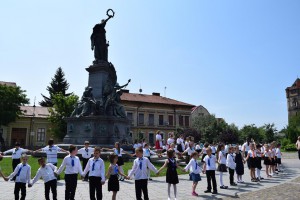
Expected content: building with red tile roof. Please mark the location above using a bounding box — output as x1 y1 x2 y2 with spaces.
120 90 195 145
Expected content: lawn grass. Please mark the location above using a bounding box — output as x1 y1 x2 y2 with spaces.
0 156 188 179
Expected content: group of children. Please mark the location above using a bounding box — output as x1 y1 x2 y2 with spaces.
0 138 283 200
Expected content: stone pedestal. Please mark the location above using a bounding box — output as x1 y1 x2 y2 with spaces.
63 116 131 145
64 61 131 145
86 61 113 99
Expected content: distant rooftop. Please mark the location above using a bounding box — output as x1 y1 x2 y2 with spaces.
0 81 17 87
120 91 195 107
20 106 50 118
287 78 300 89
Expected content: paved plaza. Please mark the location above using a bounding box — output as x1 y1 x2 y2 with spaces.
0 153 300 200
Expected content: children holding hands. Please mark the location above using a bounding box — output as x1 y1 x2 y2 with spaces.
184 151 202 196
127 147 159 200
55 145 83 200
4 154 31 200
30 157 57 200
106 153 128 200
82 147 105 200
158 149 183 200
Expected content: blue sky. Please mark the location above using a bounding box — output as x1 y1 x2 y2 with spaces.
1 0 300 129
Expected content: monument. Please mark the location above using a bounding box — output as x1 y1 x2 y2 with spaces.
63 9 132 145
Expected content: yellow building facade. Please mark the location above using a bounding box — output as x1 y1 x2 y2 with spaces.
0 106 52 148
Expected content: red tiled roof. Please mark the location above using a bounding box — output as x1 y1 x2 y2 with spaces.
20 106 50 118
0 81 17 87
121 93 195 107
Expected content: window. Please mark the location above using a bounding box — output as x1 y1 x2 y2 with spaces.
127 112 133 121
179 116 184 126
168 115 174 126
185 116 190 127
149 114 154 126
159 115 164 125
149 132 154 145
37 128 46 142
138 113 144 125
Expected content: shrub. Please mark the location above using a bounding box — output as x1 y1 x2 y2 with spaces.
280 138 291 147
282 144 297 151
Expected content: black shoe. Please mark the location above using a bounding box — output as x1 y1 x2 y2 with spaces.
204 190 211 193
260 177 264 180
120 178 125 181
148 178 153 181
220 185 228 189
230 183 237 186
212 191 218 194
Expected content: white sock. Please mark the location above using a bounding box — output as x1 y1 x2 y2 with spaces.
168 183 171 198
119 166 124 179
257 169 261 178
240 175 243 181
220 172 224 186
173 184 177 198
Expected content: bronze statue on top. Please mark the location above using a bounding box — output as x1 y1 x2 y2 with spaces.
91 9 115 63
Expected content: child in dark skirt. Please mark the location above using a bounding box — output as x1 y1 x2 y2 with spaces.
106 153 128 200
103 142 133 181
217 144 228 189
245 143 257 182
234 146 245 183
158 149 183 200
263 144 272 178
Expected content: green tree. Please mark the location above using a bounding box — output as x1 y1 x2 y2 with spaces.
192 114 230 143
48 93 79 139
286 115 300 143
239 124 265 143
0 84 29 126
219 123 240 144
40 67 72 107
262 123 277 143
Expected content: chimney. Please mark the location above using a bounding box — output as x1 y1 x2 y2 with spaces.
152 92 160 96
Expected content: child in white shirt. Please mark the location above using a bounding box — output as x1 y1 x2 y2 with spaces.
30 157 57 200
143 143 156 180
275 144 283 172
56 145 83 200
184 152 201 196
4 154 31 200
217 144 228 189
127 147 159 200
202 147 218 194
226 146 237 186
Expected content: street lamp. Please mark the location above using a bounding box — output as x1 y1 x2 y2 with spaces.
29 102 36 148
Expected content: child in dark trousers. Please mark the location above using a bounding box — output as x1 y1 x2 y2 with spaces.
56 145 83 200
4 154 31 200
202 147 218 194
127 147 159 200
30 157 57 200
82 147 106 200
226 146 237 186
